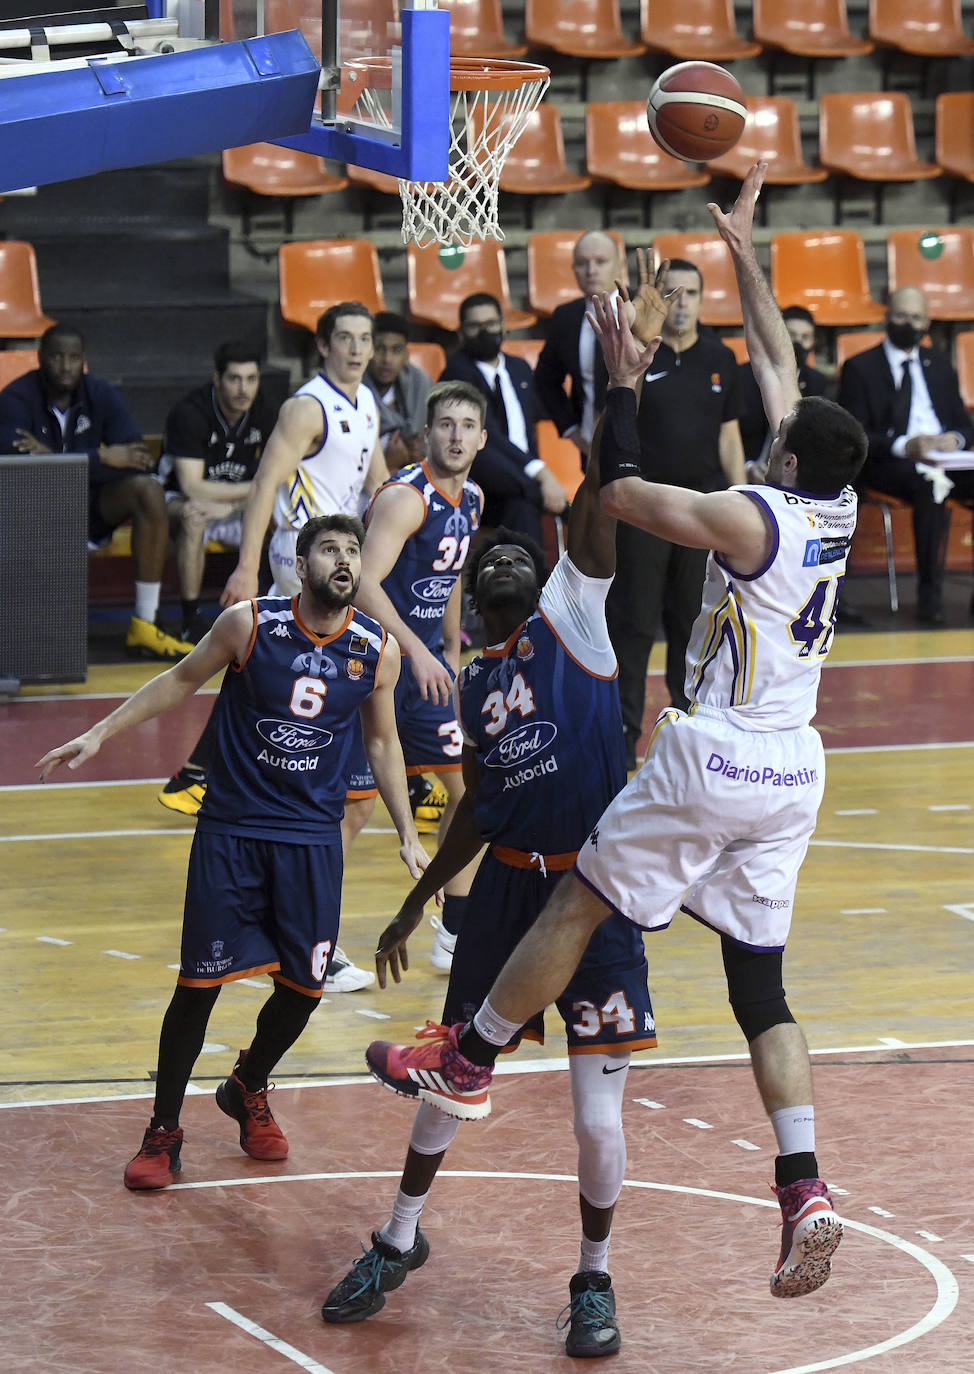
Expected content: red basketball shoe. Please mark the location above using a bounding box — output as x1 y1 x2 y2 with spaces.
771 1178 843 1297
216 1050 289 1160
123 1125 183 1190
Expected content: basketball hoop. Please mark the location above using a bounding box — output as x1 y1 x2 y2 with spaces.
342 57 550 247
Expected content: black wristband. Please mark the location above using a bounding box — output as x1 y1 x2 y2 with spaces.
599 387 643 488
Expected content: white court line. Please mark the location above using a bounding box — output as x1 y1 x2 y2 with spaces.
825 739 974 754
10 687 221 704
4 1038 972 1111
206 1303 335 1374
810 838 974 855
0 825 396 843
179 1172 966 1374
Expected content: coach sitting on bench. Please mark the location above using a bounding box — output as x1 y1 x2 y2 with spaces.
0 321 192 660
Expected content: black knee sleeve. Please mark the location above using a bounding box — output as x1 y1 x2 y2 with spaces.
721 935 795 1043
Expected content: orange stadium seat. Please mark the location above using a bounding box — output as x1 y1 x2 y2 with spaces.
935 92 974 219
886 226 974 322
770 230 885 326
497 103 592 197
753 0 872 95
344 163 400 196
834 329 885 372
0 348 38 390
442 0 529 57
279 239 386 333
526 0 646 57
222 144 349 198
586 101 711 194
819 91 940 186
408 341 447 381
503 338 545 369
868 0 974 58
706 96 828 187
638 0 761 60
0 244 54 340
526 229 627 317
721 334 749 362
651 233 742 327
955 331 974 410
406 241 536 332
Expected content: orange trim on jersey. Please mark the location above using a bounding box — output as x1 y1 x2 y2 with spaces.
271 970 325 999
537 605 618 682
291 598 355 647
365 473 427 537
420 457 467 508
345 785 378 800
177 960 278 989
368 625 388 697
491 843 578 870
568 1036 657 1055
405 762 462 775
233 600 260 672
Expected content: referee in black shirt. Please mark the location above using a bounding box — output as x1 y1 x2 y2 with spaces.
606 259 745 768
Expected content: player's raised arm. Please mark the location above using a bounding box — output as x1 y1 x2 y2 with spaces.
36 605 253 780
708 163 800 438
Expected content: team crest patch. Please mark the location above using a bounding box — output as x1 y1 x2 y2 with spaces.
349 634 371 656
211 940 224 959
516 636 534 661
346 658 365 680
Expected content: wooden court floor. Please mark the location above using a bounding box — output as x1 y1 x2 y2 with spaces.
1 624 972 1372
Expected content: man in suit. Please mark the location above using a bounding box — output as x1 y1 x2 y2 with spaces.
739 307 830 480
440 293 567 544
534 231 624 464
838 286 974 624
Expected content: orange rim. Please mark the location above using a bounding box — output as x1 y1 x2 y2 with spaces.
343 56 550 92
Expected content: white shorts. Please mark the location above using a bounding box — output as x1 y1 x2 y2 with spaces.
268 526 299 596
203 512 243 548
575 704 826 952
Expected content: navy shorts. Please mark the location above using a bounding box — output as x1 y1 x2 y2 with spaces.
394 669 464 774
443 851 657 1053
180 830 343 996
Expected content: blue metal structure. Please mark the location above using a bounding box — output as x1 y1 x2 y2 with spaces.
0 28 321 193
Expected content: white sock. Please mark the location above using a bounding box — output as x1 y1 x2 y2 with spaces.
472 996 522 1047
134 581 161 624
770 1105 815 1156
578 1233 611 1276
377 1187 428 1253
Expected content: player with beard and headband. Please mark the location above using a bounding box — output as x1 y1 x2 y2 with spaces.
320 287 674 1356
36 514 430 1191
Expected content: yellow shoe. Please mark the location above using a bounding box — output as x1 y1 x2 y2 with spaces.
412 777 448 833
126 616 195 661
157 769 206 816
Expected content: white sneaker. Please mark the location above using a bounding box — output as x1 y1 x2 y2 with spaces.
429 914 457 972
324 947 376 993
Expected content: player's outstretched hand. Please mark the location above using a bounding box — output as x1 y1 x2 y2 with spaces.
36 731 102 781
707 161 766 255
587 292 662 391
407 644 455 707
619 248 683 346
375 898 426 988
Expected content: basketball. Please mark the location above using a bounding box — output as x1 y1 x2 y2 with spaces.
646 62 747 163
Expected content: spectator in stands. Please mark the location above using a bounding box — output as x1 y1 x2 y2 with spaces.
607 257 745 768
363 312 432 472
534 230 625 462
739 306 830 480
159 341 279 643
440 292 567 544
0 322 191 660
838 286 974 625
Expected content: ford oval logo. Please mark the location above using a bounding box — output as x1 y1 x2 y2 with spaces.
411 575 455 603
256 718 333 752
484 720 557 769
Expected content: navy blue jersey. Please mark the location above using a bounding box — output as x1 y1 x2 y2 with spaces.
457 555 627 855
198 595 386 844
369 460 482 655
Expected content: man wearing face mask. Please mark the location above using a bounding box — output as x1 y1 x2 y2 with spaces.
838 286 974 624
440 293 567 544
738 307 830 481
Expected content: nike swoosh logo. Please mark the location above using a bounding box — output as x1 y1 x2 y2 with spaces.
602 1063 627 1074
644 371 669 382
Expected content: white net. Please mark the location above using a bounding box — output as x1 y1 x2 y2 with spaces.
349 63 550 247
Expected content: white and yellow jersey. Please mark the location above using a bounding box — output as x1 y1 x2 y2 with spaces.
685 483 858 732
273 372 378 529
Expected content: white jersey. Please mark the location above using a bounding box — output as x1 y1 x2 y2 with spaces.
272 372 378 530
685 482 858 732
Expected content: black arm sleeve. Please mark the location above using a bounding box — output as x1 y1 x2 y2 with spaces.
599 387 644 488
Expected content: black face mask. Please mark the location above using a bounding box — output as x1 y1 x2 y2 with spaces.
462 329 503 362
887 320 923 352
792 340 810 369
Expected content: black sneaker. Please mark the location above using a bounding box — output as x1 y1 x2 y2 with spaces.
321 1230 430 1323
557 1271 621 1358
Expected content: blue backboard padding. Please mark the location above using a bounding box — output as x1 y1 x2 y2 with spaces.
0 30 321 193
275 6 450 183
